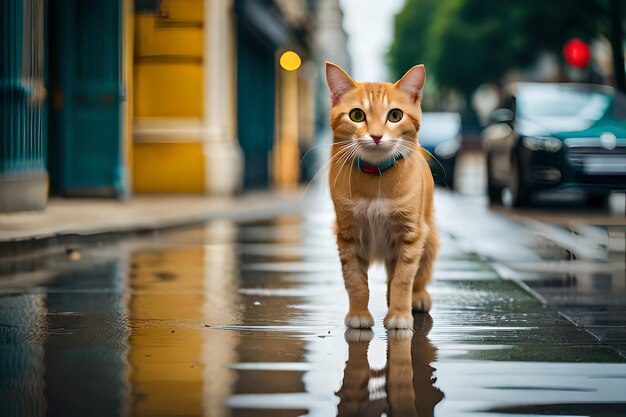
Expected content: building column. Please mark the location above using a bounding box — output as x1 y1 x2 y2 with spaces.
122 0 134 197
273 68 301 187
0 0 48 212
203 0 243 195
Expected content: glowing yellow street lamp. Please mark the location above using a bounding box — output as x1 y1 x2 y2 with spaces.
279 51 301 71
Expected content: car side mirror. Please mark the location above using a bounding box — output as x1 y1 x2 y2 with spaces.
490 108 514 124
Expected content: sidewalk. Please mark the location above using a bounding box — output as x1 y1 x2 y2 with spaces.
0 189 306 256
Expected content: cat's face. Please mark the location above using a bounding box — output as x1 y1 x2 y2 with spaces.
326 63 425 164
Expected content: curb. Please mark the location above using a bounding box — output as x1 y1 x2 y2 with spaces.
0 191 306 260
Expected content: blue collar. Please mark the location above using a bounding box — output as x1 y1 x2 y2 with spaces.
355 154 404 175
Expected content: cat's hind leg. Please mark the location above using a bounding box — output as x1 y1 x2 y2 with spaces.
412 223 439 312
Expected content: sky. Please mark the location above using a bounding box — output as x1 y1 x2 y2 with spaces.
339 0 405 82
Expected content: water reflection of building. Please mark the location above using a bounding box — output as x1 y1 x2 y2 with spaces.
0 221 242 416
43 260 131 417
0 259 131 417
128 247 206 415
202 221 241 417
0 294 47 416
127 221 240 416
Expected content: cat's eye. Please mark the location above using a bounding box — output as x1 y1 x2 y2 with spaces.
387 109 403 123
349 108 366 122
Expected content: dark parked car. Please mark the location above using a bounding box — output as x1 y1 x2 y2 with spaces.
420 112 462 190
483 82 626 207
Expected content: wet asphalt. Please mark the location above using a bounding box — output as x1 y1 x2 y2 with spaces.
1 180 626 416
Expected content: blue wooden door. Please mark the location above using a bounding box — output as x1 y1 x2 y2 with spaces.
48 0 125 196
237 24 276 189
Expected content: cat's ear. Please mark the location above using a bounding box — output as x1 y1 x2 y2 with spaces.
394 64 425 102
326 62 357 106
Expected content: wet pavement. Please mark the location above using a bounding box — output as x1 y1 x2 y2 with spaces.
451 153 626 358
1 184 626 416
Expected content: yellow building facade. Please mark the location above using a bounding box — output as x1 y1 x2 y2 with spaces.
131 0 242 194
127 0 319 194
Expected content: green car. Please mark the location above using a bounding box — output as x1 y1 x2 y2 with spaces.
483 82 626 207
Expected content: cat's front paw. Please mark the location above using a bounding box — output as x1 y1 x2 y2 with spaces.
345 312 374 329
384 312 414 330
412 289 432 312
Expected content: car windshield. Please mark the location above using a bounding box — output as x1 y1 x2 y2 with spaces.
419 113 461 143
516 84 612 131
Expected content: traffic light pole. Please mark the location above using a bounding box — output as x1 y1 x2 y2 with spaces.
609 0 626 93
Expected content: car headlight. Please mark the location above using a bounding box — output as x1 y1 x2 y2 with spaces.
434 137 460 158
522 137 562 152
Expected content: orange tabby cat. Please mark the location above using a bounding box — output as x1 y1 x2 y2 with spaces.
326 62 439 330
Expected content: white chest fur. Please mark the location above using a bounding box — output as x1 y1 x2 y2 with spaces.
350 198 392 219
349 198 399 260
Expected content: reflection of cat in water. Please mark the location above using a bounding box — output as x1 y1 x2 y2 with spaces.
336 314 444 417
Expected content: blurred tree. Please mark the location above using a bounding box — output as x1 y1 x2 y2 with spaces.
389 0 625 98
387 0 437 81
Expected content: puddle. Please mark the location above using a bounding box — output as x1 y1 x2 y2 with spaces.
1 203 625 416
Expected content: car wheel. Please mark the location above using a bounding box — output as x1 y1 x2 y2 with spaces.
509 155 532 208
585 192 610 209
486 152 503 204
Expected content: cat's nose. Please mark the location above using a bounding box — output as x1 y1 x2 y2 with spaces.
371 135 382 144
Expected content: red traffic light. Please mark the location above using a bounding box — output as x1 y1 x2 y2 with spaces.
563 38 591 68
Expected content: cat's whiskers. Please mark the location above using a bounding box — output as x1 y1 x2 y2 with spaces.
331 140 357 182
331 141 358 169
300 139 353 164
333 144 358 194
402 140 453 191
347 145 358 199
396 138 448 182
395 142 427 179
393 142 430 214
325 143 356 186
300 140 357 200
394 145 430 193
393 138 417 156
357 136 416 162
330 140 359 199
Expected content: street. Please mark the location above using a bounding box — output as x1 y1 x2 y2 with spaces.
0 153 624 417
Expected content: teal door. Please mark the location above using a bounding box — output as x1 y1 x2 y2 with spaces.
236 0 293 189
48 0 126 196
237 23 276 188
